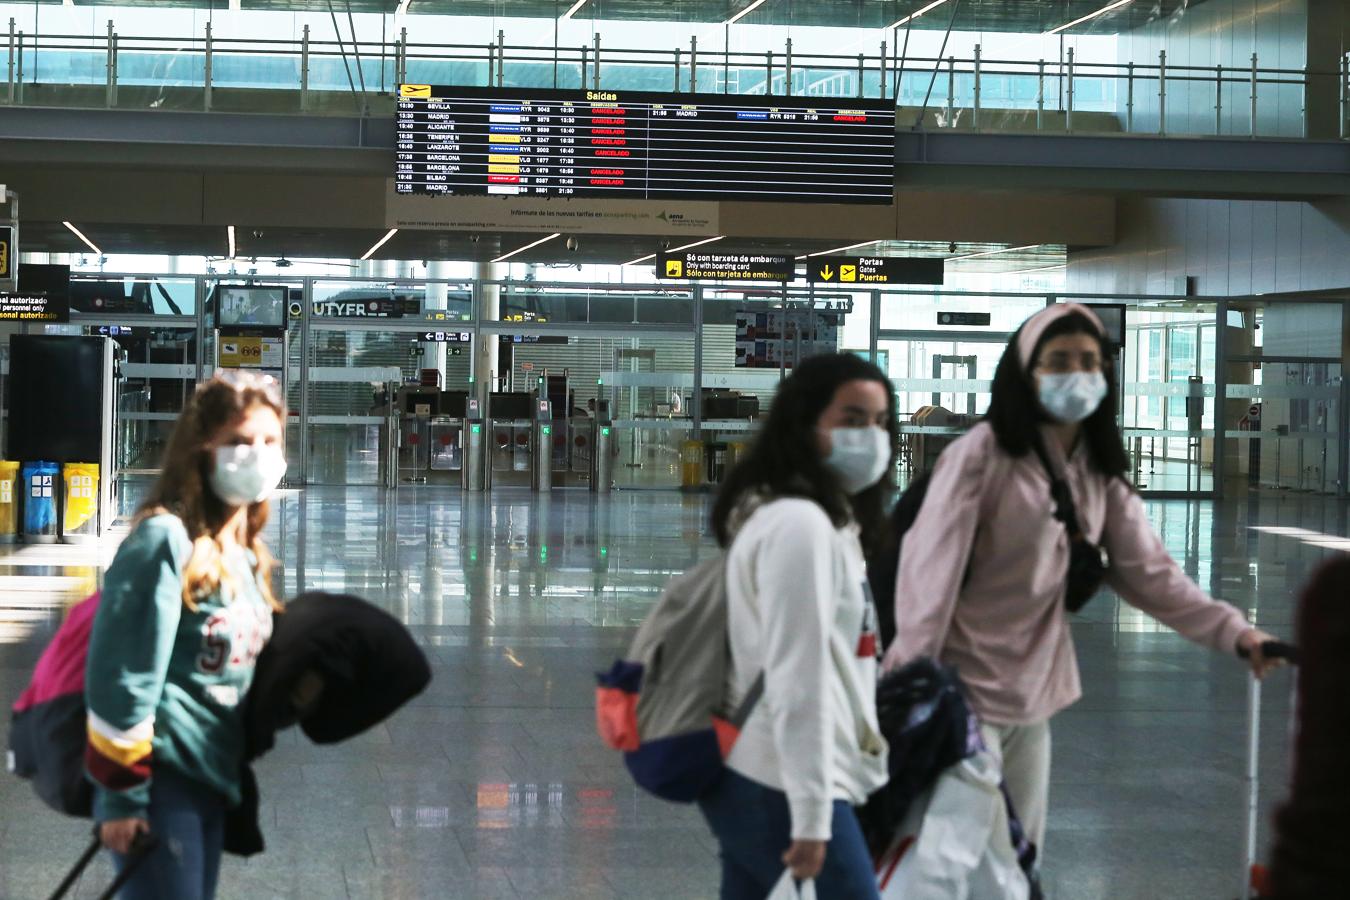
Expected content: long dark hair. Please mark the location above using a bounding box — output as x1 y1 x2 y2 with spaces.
986 311 1130 479
711 353 898 555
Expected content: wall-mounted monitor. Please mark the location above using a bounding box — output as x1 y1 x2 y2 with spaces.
395 85 896 204
218 286 286 328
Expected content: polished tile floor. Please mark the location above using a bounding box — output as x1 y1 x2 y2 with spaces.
0 483 1343 899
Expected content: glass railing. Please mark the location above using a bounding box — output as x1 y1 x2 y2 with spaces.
3 22 1345 139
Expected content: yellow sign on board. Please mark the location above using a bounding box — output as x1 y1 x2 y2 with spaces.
666 259 684 278
400 84 432 98
840 264 857 282
0 227 10 280
219 335 283 369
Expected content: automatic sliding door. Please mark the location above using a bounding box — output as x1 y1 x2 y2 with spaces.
1220 300 1344 496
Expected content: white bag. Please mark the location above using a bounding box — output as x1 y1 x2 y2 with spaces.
768 871 817 900
875 749 1030 900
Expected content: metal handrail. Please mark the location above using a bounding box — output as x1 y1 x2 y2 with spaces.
4 19 1346 139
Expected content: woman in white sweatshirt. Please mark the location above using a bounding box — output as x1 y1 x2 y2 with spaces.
704 353 895 899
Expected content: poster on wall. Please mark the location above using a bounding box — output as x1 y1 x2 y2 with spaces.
734 308 839 368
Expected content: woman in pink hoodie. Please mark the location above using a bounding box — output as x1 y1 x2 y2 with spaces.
881 302 1282 855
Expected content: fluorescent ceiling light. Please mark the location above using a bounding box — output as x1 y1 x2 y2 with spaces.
492 232 562 263
725 0 768 26
227 225 236 259
1000 264 1067 276
560 0 589 19
949 243 1038 261
885 0 952 30
1046 0 1134 36
669 235 724 253
62 221 102 256
807 239 882 258
623 253 657 267
395 0 412 13
360 228 398 261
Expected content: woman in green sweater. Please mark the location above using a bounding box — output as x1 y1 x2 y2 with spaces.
86 370 286 900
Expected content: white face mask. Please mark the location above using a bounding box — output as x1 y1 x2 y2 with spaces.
1038 372 1108 424
822 426 891 495
209 443 287 507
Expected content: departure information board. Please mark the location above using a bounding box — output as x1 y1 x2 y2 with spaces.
396 85 895 204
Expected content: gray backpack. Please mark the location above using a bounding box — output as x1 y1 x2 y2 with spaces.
596 555 764 802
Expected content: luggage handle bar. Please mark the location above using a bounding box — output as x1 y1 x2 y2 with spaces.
1238 640 1299 665
49 828 159 900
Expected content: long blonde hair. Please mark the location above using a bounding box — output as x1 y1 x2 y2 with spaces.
138 371 284 611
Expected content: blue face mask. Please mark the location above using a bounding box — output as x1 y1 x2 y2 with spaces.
1038 372 1108 424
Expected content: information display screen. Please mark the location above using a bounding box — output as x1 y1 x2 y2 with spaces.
396 85 895 204
218 286 286 328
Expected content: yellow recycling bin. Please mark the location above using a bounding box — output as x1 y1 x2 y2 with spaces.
680 440 704 493
0 460 18 544
61 463 100 543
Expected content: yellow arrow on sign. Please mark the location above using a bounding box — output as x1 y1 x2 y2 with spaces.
820 265 835 281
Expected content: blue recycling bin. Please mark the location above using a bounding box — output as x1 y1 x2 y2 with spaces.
21 461 59 544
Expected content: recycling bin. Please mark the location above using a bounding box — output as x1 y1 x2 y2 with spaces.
61 462 100 543
0 460 18 544
21 461 59 544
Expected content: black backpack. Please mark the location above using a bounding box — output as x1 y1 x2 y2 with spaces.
867 472 936 650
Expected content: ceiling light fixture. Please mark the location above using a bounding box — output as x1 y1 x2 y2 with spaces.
669 235 724 253
725 0 769 26
623 253 657 267
1000 264 1067 276
560 0 589 20
62 221 102 256
885 0 952 30
395 0 412 13
227 225 236 259
360 228 398 261
1046 0 1133 36
492 232 562 263
949 243 1039 261
807 239 883 258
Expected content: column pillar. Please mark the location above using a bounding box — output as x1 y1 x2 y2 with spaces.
474 262 502 398
424 260 450 387
1305 0 1350 138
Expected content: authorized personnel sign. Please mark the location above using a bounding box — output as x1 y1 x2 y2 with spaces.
658 251 795 282
0 292 69 323
0 225 12 280
808 256 944 285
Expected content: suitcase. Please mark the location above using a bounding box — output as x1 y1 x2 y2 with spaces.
49 828 158 900
1239 640 1300 900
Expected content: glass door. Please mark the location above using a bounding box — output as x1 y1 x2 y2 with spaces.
67 275 203 476
1219 299 1345 497
1120 300 1218 495
307 277 475 486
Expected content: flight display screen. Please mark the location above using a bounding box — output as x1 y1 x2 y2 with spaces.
395 85 895 204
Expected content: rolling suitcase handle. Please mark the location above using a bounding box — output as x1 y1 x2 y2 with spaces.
1237 640 1299 900
48 827 159 900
